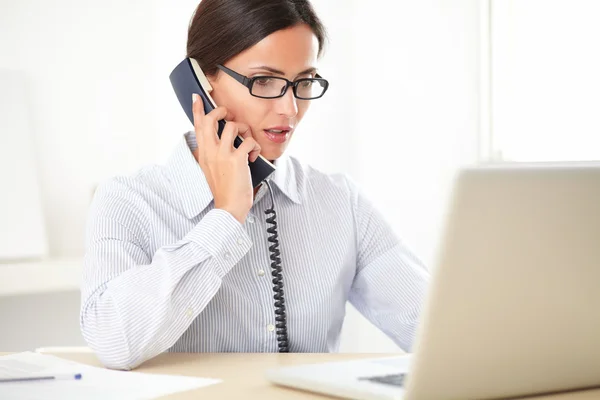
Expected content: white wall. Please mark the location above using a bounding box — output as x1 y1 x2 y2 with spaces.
0 70 48 260
0 0 160 351
339 0 483 352
0 0 158 258
490 0 600 162
0 0 482 353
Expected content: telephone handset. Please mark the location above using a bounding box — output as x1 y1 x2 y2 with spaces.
169 58 289 352
168 58 276 188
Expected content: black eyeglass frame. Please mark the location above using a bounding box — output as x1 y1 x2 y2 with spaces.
216 64 329 100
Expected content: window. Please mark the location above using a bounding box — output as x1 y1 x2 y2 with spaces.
482 0 600 162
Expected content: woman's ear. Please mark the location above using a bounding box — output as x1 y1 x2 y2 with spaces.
206 70 221 87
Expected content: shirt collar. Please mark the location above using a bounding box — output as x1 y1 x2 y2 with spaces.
166 132 301 219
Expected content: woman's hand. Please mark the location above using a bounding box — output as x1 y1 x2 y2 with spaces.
192 93 261 224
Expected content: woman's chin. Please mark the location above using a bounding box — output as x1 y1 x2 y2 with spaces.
261 153 282 163
258 144 288 163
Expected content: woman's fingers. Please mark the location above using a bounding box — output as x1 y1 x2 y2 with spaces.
236 135 262 163
193 93 233 148
235 123 261 162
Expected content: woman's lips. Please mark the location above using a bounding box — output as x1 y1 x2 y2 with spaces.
264 126 292 144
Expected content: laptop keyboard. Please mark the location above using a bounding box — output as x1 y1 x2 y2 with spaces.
359 373 406 387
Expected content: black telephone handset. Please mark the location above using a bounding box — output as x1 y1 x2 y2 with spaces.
169 58 275 188
169 58 289 352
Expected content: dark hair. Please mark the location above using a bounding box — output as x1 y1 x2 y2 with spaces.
186 0 327 77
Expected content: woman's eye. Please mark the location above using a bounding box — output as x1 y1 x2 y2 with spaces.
255 77 272 86
299 80 313 88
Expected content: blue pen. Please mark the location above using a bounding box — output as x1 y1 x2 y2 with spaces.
0 373 82 383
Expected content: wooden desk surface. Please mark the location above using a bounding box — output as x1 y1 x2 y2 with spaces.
2 352 600 399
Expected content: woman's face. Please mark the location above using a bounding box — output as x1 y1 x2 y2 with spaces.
208 23 320 161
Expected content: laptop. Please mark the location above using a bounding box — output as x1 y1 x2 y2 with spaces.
265 162 600 400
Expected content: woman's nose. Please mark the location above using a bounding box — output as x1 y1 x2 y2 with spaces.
275 88 299 118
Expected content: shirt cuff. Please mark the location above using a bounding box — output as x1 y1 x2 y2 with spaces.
187 208 252 276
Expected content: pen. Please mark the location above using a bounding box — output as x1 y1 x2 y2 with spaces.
0 373 82 383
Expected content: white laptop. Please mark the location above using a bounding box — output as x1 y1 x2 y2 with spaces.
265 162 600 400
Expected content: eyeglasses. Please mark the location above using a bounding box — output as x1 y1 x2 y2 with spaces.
216 64 329 100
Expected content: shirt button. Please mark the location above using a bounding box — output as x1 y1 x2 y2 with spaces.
247 215 255 224
237 237 246 246
267 324 275 332
186 308 193 318
223 251 231 260
257 269 265 276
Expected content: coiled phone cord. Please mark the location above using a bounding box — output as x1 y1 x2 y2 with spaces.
263 180 290 353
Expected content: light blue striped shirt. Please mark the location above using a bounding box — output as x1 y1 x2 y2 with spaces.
80 132 430 370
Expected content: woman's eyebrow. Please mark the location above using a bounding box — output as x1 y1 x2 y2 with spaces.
249 66 317 76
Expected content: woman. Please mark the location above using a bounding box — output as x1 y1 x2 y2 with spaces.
81 0 430 370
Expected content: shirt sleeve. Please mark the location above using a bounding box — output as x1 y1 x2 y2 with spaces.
79 180 252 370
346 177 430 352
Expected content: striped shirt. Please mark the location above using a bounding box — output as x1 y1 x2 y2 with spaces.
80 132 430 370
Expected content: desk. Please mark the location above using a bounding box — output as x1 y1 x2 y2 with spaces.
1 352 600 399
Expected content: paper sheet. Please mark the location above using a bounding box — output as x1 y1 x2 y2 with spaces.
0 352 221 400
